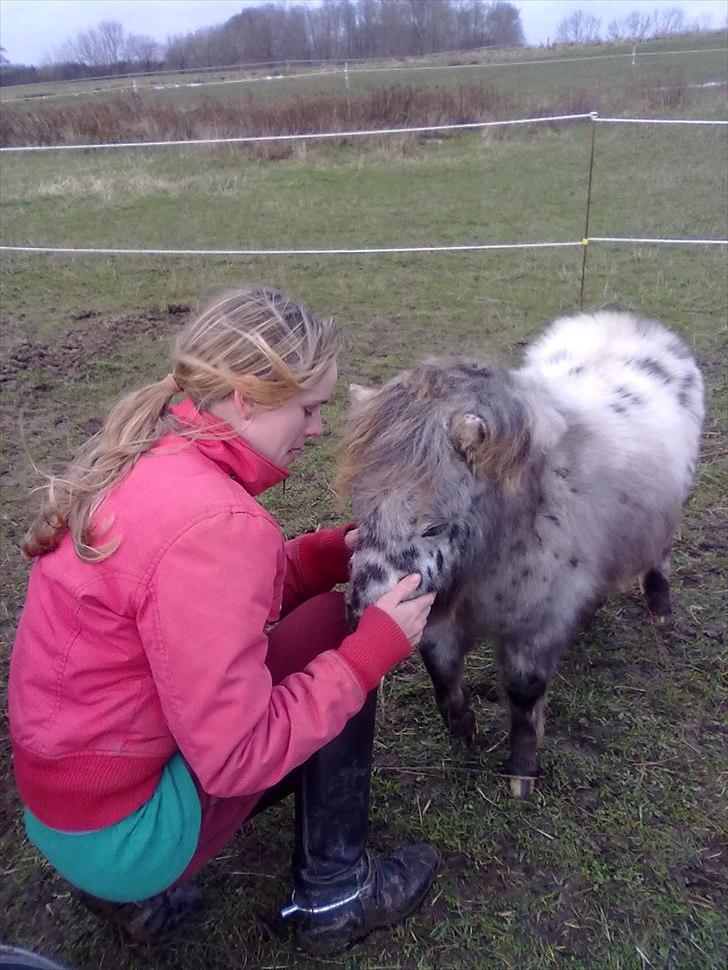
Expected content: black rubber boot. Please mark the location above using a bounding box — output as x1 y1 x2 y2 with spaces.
277 691 439 957
75 882 204 943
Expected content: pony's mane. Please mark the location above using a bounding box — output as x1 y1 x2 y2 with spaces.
337 357 499 500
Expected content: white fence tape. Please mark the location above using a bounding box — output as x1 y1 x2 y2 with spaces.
0 112 595 153
590 236 728 244
1 67 340 104
0 241 584 257
595 116 728 124
3 110 727 154
1 109 725 258
3 45 726 105
2 238 726 258
347 46 728 77
0 42 527 91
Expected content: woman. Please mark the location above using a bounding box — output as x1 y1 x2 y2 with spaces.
8 286 438 958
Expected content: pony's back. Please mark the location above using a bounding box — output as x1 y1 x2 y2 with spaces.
520 311 704 502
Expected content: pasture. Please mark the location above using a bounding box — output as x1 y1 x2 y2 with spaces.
1 38 727 970
1 32 726 112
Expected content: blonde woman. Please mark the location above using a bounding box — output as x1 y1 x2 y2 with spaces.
8 287 438 958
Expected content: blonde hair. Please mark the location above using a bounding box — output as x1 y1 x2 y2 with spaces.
24 286 339 562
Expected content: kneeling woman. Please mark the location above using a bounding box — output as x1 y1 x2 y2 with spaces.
8 287 437 957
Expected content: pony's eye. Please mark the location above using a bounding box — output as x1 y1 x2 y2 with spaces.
422 524 447 538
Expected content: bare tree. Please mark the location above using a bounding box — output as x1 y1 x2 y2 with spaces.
622 11 653 41
651 6 686 36
606 18 623 41
485 1 525 46
687 12 715 32
455 0 489 49
124 34 161 68
159 0 526 71
555 10 601 44
54 20 126 66
44 20 161 73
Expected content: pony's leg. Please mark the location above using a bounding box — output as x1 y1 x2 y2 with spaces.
641 561 672 624
498 642 559 798
420 618 476 745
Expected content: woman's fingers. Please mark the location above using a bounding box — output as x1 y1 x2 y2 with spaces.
407 592 436 645
374 575 436 645
377 572 422 608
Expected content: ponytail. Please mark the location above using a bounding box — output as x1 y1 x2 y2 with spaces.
23 285 339 563
23 375 180 562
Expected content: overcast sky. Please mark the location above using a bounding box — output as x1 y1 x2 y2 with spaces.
1 0 725 66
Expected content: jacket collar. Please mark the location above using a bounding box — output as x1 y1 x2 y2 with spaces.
170 398 288 497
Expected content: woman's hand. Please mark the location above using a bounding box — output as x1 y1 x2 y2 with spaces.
344 527 358 553
374 573 436 646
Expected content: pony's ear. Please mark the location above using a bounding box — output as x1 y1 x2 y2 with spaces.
450 413 486 454
450 412 530 489
348 383 377 407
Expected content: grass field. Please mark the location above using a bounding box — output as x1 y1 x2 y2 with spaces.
2 32 724 150
2 32 726 112
1 38 727 970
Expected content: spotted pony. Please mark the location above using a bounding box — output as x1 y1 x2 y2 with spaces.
338 311 704 797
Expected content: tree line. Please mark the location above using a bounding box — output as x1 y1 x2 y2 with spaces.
2 2 723 87
1 1 524 86
555 5 721 45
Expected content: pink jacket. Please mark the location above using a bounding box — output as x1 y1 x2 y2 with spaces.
9 399 409 831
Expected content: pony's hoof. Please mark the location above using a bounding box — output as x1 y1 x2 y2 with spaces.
507 775 536 799
448 708 478 746
464 720 479 746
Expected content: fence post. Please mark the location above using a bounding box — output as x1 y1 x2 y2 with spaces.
632 43 637 67
579 112 599 309
344 61 351 122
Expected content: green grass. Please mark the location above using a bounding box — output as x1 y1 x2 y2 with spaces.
1 62 727 970
1 122 726 251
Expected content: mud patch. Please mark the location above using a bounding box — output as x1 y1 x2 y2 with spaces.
553 720 607 760
0 305 190 387
671 839 727 908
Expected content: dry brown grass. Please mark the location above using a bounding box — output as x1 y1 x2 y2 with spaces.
0 84 514 148
0 78 697 151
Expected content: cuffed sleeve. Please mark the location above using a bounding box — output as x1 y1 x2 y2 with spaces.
337 606 413 693
137 511 366 799
282 522 355 613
